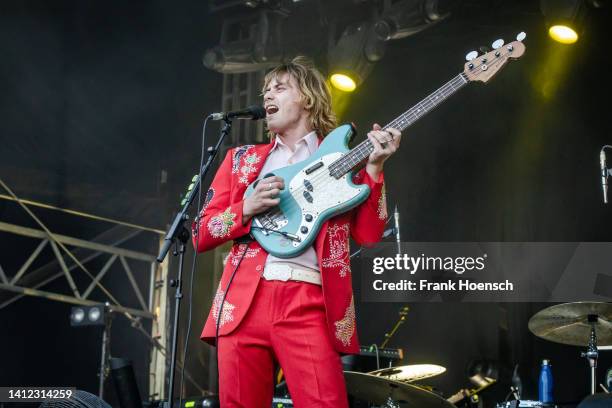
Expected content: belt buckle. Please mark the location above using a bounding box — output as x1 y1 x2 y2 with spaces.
267 264 292 281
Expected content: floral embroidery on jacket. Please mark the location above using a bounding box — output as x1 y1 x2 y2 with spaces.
334 297 355 346
321 223 351 277
225 243 261 266
232 145 254 174
207 207 236 238
239 152 261 185
377 183 388 220
212 288 235 328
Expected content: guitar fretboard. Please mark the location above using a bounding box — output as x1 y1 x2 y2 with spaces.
329 73 469 178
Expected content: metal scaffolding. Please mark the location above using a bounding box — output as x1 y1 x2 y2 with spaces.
0 178 206 401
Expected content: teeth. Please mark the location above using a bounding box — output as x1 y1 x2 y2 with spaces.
266 105 279 114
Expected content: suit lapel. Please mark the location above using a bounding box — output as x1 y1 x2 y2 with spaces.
252 142 275 180
233 142 275 188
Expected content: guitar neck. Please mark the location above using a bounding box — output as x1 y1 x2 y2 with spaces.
330 73 469 178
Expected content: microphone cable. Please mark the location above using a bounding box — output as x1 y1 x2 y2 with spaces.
177 114 211 406
178 114 251 405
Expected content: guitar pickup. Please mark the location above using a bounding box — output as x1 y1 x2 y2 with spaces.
303 179 313 192
303 191 313 203
305 161 323 175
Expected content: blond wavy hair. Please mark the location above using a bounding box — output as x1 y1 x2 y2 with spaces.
262 56 337 139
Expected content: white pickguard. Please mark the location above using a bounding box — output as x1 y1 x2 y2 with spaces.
287 152 365 246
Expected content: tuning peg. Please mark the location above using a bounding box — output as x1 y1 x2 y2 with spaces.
492 39 504 49
465 50 478 61
516 32 526 41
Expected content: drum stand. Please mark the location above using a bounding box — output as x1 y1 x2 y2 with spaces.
580 315 599 395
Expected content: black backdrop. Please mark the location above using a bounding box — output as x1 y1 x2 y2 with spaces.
1 0 611 406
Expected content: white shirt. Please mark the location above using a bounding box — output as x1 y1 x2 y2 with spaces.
259 131 320 271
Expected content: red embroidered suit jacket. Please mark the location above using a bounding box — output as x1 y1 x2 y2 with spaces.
192 139 387 354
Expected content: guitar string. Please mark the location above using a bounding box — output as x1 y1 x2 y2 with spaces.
326 49 509 177
255 53 507 229
321 46 514 181
269 74 467 204
257 73 468 225
257 73 468 221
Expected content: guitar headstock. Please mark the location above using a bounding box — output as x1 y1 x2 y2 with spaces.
463 32 526 83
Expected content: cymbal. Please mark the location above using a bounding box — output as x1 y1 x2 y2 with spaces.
369 364 447 383
528 302 612 347
344 371 455 408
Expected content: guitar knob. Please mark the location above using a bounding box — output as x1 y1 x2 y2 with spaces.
516 31 526 41
300 226 309 234
304 214 313 222
465 50 478 61
491 39 504 49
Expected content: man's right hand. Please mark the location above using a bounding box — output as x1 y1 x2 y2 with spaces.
242 176 285 224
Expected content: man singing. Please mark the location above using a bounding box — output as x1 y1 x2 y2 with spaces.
192 56 401 407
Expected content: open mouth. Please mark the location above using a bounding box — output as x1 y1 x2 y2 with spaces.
265 105 279 116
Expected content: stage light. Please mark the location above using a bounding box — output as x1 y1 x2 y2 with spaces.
540 0 597 45
328 22 386 92
374 0 451 41
88 306 102 323
330 74 356 92
548 25 579 44
72 308 85 324
70 304 107 327
203 12 283 74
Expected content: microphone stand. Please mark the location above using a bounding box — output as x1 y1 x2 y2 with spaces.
157 116 233 408
601 145 612 204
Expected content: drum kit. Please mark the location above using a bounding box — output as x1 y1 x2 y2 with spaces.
344 364 455 408
341 302 611 408
527 301 612 396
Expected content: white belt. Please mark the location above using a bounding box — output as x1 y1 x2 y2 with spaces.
262 263 321 285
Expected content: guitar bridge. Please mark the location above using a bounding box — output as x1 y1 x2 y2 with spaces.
254 211 288 235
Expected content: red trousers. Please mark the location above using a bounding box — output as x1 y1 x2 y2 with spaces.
217 278 349 408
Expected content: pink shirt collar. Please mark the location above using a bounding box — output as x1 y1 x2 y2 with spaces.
271 131 319 154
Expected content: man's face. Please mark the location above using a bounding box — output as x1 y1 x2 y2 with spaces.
263 73 308 134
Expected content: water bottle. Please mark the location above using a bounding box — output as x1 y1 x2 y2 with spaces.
538 359 553 403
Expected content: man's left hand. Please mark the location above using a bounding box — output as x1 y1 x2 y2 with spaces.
366 123 402 179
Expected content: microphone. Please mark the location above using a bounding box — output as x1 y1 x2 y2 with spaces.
601 149 608 204
210 105 266 121
394 205 401 254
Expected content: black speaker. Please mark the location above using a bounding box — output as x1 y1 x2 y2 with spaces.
110 357 143 408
